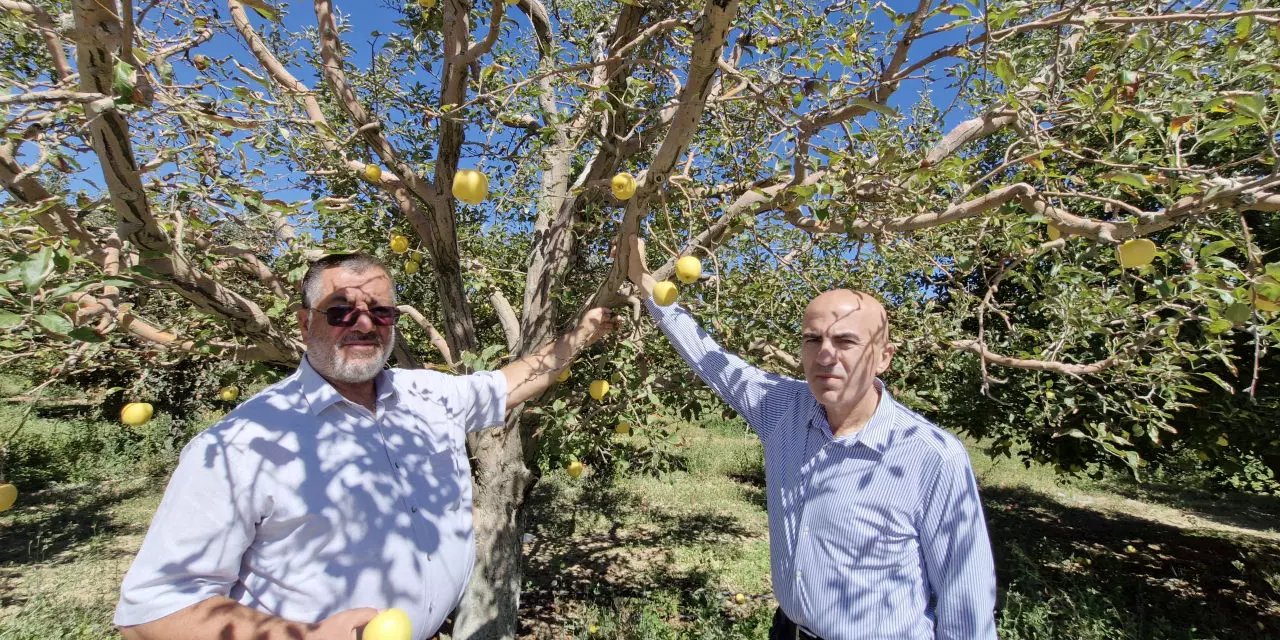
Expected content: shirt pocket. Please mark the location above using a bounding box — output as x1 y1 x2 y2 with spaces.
400 432 469 518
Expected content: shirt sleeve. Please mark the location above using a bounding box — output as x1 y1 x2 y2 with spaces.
114 431 259 626
917 450 998 640
452 369 508 433
645 299 801 440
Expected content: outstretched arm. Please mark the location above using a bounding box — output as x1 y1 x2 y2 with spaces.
624 234 801 439
119 598 377 640
500 307 620 410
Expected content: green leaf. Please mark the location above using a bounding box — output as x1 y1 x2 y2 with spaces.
33 312 73 335
1236 16 1255 40
1232 93 1266 120
68 327 105 343
112 59 136 103
848 97 898 118
1105 172 1149 189
1224 303 1251 324
994 55 1015 86
1199 371 1235 394
21 247 53 293
0 311 22 329
239 0 280 21
1199 239 1235 258
1206 318 1234 334
947 4 972 18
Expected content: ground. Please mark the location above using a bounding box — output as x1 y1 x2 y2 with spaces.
1 417 1278 639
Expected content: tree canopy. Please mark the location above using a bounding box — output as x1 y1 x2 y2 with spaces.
3 0 1279 637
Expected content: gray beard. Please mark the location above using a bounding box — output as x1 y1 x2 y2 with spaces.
311 328 395 384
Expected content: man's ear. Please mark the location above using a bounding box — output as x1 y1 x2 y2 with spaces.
297 308 311 335
876 342 897 375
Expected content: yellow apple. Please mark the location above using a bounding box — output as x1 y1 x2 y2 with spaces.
452 169 489 205
363 164 382 183
652 280 678 306
417 0 436 9
363 608 412 640
404 260 420 275
611 172 637 200
734 593 747 604
0 483 16 512
1117 238 1157 268
193 54 211 71
556 366 571 383
390 235 410 254
589 379 610 401
218 386 239 402
675 256 702 284
566 460 584 478
120 402 154 427
588 624 599 634
615 422 631 435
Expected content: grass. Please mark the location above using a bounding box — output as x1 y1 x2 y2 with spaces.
2 409 1279 639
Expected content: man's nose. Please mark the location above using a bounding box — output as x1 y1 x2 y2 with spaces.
349 305 378 331
815 340 837 364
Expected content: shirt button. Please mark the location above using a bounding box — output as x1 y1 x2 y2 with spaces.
395 463 401 469
411 507 418 513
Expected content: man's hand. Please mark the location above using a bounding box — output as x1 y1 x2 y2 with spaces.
309 607 378 640
575 306 622 347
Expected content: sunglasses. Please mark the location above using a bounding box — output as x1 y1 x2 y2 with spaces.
310 305 402 327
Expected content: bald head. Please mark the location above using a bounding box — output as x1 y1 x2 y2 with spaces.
803 289 891 347
800 289 895 421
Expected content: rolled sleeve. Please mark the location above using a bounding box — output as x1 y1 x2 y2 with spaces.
114 432 258 626
918 451 998 640
456 370 508 433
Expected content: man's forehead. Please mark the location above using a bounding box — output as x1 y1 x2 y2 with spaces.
318 268 392 299
802 291 887 331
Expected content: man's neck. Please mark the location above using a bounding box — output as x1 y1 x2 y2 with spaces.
824 385 883 438
329 378 377 413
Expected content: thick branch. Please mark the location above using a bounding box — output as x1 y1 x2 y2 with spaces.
0 0 72 80
398 304 455 367
951 340 1120 376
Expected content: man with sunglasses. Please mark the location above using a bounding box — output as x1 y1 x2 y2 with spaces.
115 253 619 640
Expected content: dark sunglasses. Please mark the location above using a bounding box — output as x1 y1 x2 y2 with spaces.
310 305 401 327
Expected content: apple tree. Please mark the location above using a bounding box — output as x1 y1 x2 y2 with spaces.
2 0 1279 638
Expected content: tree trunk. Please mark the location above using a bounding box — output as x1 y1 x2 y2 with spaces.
455 410 534 640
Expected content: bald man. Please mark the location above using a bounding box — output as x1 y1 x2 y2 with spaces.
627 238 996 640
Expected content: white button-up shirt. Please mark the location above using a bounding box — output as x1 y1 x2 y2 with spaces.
115 357 507 639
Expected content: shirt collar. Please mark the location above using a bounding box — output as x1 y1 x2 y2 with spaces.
855 378 899 455
298 356 395 415
810 378 899 454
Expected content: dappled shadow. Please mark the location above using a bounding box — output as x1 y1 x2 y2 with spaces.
519 476 758 636
985 485 1280 638
0 480 151 609
1088 477 1280 535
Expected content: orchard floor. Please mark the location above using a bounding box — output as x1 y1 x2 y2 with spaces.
2 419 1279 640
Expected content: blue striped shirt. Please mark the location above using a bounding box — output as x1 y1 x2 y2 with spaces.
647 300 997 640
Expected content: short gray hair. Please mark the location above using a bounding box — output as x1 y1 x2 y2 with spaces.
300 253 394 308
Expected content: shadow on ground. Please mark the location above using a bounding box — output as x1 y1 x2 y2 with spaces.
519 475 761 638
985 485 1280 639
0 480 152 610
520 467 1280 640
